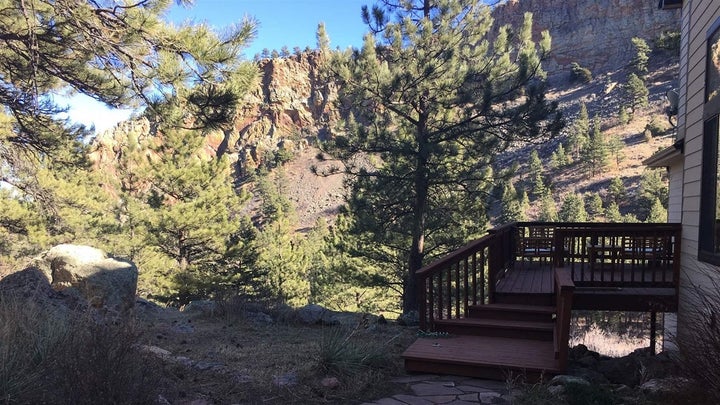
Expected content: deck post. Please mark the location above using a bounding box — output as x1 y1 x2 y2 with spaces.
650 311 657 355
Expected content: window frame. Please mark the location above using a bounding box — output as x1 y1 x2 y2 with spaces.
699 17 720 265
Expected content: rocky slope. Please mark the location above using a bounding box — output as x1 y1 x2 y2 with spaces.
89 0 681 229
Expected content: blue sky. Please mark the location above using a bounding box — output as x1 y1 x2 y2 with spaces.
66 0 371 134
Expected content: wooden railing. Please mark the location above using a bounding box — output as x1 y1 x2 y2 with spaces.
416 224 515 331
416 222 682 331
553 223 681 289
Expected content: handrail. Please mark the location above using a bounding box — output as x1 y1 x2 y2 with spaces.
554 267 574 370
553 224 681 288
416 224 516 330
416 222 681 331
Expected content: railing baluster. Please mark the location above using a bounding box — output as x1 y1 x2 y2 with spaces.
428 277 434 328
463 257 469 317
472 253 478 306
437 271 443 321
446 267 452 319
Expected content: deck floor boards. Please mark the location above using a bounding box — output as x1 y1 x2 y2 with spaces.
403 335 559 372
496 262 675 295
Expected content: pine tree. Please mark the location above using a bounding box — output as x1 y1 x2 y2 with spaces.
618 104 631 125
500 181 522 223
138 125 253 304
532 172 547 199
631 37 651 77
607 133 626 167
585 194 604 220
0 1 259 271
322 1 561 312
605 202 623 222
569 103 590 160
646 197 668 223
608 177 626 205
519 189 531 221
538 194 559 222
626 73 649 113
528 150 543 178
582 115 609 177
638 169 669 219
559 193 588 222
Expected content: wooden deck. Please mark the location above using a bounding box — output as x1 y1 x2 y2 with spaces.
403 335 560 380
495 261 677 312
407 222 681 381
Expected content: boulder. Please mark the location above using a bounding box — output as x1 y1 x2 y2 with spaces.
37 244 138 315
297 304 339 325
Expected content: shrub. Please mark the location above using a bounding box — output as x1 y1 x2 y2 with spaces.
0 294 161 404
655 30 681 52
317 325 391 376
673 273 720 403
645 117 668 138
570 62 593 83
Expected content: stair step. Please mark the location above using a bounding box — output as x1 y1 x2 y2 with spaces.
494 292 554 306
403 334 560 381
433 318 554 341
468 303 556 322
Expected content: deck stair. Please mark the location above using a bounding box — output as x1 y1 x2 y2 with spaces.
403 303 562 380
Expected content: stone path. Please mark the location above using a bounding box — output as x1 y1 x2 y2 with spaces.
362 374 512 405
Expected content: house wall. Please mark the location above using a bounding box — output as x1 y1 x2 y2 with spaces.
668 159 684 223
676 0 720 342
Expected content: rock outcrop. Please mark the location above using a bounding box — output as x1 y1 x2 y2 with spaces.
35 244 138 315
493 0 680 81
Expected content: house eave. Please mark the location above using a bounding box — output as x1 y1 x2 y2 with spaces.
643 139 684 168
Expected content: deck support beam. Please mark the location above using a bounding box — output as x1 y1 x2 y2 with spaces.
650 311 657 355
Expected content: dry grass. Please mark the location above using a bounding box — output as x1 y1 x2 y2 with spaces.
0 294 161 404
135 302 417 404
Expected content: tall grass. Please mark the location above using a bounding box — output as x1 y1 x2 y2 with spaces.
673 273 720 403
0 293 161 404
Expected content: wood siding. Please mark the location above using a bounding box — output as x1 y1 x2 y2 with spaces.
668 160 684 223
677 0 720 342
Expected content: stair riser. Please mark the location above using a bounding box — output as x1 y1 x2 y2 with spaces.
404 359 551 382
493 294 554 306
435 324 553 341
467 308 554 323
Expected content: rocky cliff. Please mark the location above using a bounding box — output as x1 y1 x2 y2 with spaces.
92 0 680 172
493 0 679 80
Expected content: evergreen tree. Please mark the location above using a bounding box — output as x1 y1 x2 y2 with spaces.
638 169 669 218
559 193 588 222
0 1 259 271
528 149 543 178
585 193 604 220
618 104 631 125
569 103 590 160
500 181 522 223
538 194 558 222
323 1 562 312
532 172 547 199
550 143 569 169
646 197 667 223
582 115 609 177
607 133 625 167
605 202 623 222
139 125 254 305
631 37 651 77
626 73 649 112
608 177 626 205
519 189 531 221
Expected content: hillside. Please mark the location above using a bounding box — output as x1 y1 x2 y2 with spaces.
90 0 681 231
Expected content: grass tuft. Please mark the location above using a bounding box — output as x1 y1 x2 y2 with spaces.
0 293 161 404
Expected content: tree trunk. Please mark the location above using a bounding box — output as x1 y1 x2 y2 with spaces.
404 112 430 314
